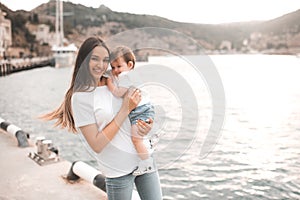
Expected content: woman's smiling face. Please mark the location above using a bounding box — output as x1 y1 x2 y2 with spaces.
89 46 110 82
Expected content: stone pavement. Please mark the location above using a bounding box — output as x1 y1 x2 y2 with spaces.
0 129 107 200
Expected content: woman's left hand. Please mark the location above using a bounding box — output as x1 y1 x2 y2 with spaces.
137 118 153 136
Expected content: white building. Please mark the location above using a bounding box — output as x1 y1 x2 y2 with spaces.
219 40 232 51
0 8 12 58
36 24 50 44
26 23 56 46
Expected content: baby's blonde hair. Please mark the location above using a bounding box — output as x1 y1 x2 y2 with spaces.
110 46 136 68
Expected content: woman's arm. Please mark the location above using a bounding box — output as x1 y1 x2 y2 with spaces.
79 88 141 153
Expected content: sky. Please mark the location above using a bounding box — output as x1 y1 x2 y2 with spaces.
1 0 300 24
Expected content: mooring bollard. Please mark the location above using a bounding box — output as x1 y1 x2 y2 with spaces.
67 161 106 192
0 117 30 147
28 136 60 166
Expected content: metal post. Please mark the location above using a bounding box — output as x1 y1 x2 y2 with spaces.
0 117 30 147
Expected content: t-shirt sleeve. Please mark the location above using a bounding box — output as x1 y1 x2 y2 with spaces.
72 93 96 127
118 70 144 89
118 72 132 88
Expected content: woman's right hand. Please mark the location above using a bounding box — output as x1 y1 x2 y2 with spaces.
122 87 141 114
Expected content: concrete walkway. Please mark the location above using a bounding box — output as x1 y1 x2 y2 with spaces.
0 129 107 200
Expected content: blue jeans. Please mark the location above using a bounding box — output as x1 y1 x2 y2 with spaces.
105 171 162 200
129 103 155 125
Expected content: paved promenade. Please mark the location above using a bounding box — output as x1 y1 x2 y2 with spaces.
0 129 107 200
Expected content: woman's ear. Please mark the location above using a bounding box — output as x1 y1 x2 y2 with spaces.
128 61 134 69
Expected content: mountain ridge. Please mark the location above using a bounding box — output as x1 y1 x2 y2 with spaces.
1 1 299 56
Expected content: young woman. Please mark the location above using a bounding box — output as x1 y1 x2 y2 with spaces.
42 36 163 199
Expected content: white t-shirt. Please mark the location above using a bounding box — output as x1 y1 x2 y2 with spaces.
71 86 151 178
113 70 151 106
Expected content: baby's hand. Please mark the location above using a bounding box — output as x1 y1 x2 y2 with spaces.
106 77 112 84
137 118 153 136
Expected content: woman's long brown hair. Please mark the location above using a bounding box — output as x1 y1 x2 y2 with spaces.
40 37 110 133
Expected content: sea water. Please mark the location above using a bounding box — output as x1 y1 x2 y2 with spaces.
0 54 299 199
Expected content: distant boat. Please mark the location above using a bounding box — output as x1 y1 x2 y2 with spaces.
52 0 77 68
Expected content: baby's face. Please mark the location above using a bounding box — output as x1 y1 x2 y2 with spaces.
110 57 132 77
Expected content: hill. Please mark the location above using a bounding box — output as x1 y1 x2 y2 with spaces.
1 1 300 56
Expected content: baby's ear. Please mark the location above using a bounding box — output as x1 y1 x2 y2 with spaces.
128 61 134 69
